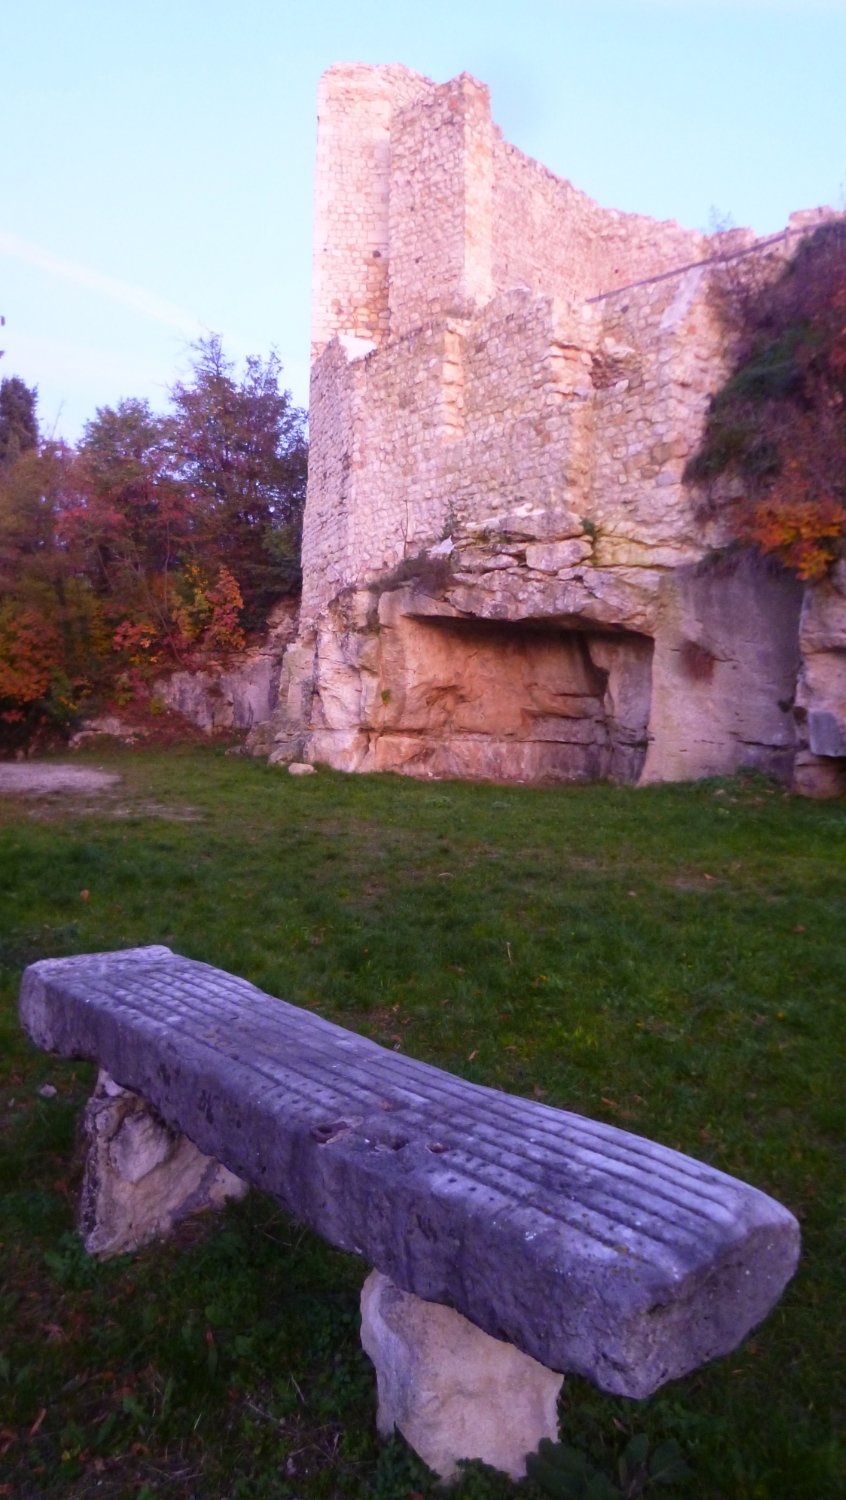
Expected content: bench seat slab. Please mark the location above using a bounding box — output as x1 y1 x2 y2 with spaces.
20 947 800 1399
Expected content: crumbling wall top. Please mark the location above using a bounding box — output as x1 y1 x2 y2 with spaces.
311 62 715 357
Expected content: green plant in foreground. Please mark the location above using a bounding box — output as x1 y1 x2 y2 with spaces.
528 1435 692 1500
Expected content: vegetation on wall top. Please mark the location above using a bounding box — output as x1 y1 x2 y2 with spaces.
686 222 846 581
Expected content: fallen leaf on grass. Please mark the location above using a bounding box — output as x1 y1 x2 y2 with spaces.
29 1408 46 1438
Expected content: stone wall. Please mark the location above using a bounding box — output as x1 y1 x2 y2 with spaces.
272 63 845 794
312 64 432 357
491 136 706 308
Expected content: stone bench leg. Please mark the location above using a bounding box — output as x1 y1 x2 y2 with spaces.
360 1270 563 1483
79 1069 247 1257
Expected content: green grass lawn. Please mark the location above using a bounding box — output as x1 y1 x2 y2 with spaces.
1 749 844 1499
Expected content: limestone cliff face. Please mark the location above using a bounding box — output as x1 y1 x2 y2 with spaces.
270 63 844 793
153 600 299 747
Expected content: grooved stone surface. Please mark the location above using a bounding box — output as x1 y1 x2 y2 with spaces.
20 947 800 1397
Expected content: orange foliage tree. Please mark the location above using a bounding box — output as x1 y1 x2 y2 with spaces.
0 606 61 723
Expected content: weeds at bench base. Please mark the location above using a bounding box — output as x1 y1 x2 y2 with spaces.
527 1433 692 1499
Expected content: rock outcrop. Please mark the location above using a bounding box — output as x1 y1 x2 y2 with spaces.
153 599 298 749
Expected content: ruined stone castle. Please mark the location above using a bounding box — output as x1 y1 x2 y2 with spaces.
269 63 846 795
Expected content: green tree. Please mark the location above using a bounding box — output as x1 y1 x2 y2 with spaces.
169 335 307 627
0 376 39 470
72 399 180 603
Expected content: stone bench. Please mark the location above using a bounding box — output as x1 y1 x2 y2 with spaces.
19 946 800 1481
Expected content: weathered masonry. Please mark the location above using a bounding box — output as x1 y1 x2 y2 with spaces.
270 63 846 794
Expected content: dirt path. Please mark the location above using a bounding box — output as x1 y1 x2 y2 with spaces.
0 764 122 797
0 761 202 822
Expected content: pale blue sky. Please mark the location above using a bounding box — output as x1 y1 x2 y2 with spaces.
2 0 844 441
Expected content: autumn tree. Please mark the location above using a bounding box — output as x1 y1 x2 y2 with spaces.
0 339 307 743
68 334 308 674
687 222 846 579
66 399 189 667
0 439 105 740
